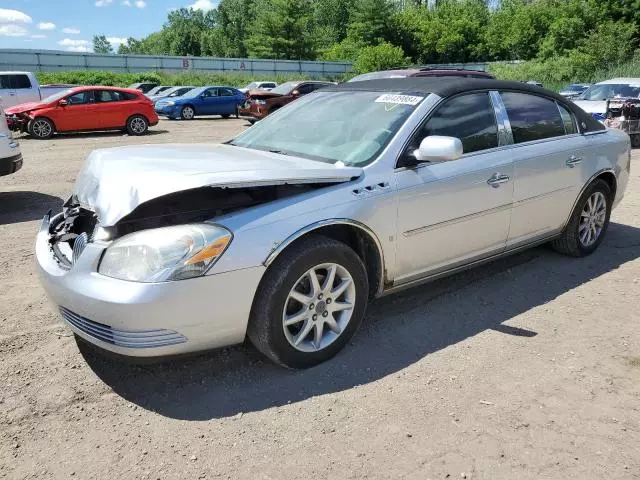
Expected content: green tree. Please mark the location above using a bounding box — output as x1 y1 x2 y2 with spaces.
347 0 395 47
93 35 113 54
353 42 409 73
247 0 317 59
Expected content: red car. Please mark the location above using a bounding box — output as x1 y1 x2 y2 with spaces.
5 86 159 139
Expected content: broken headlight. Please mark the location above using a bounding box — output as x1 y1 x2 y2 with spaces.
98 224 232 282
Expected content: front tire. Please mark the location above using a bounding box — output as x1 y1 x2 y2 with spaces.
180 105 195 120
28 117 54 139
247 236 369 369
126 115 149 136
552 179 612 257
221 114 231 119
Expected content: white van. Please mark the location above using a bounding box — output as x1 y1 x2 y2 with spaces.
0 105 22 177
0 72 71 109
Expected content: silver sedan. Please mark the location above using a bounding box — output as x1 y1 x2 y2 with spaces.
36 78 631 368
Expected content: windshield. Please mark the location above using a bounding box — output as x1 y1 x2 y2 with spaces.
229 90 424 166
564 84 587 92
244 82 260 89
579 83 640 100
168 87 193 97
269 82 300 95
41 89 74 104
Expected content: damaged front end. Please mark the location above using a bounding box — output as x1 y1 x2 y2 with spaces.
6 112 31 132
603 98 640 145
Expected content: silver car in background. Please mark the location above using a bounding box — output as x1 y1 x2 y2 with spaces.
36 78 631 369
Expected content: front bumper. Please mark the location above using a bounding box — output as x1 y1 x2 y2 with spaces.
35 214 265 357
0 151 23 176
238 102 267 120
155 105 180 117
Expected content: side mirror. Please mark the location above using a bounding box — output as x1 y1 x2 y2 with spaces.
58 99 68 107
413 135 463 164
291 90 300 97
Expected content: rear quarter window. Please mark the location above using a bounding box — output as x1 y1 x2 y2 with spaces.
501 92 566 143
11 74 32 89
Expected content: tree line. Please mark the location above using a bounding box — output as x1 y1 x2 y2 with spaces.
93 0 640 74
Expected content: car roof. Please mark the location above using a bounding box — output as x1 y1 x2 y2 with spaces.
69 86 141 94
328 77 604 133
597 78 640 85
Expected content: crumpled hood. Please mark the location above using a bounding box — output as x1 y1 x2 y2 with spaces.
5 102 44 115
75 143 363 226
572 100 607 115
247 89 282 99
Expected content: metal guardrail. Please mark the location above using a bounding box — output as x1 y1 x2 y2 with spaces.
0 49 352 77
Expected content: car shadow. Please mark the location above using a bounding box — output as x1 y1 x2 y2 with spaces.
80 222 640 420
15 129 169 141
0 191 63 225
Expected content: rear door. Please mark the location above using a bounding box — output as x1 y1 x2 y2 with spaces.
94 90 127 128
217 87 240 114
53 90 96 131
11 74 39 105
498 92 587 247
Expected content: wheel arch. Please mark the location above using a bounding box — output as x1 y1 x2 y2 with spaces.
32 115 57 132
562 168 616 230
263 219 386 298
126 113 149 127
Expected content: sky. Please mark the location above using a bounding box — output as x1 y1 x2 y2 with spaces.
0 0 218 52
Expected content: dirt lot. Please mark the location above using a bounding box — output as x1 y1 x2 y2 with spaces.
1 118 639 480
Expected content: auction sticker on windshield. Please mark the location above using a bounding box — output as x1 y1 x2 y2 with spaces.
375 94 423 106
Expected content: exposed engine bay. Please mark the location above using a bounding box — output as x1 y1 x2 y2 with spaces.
603 97 640 145
48 183 327 268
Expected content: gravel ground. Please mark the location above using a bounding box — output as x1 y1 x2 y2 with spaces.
1 119 639 480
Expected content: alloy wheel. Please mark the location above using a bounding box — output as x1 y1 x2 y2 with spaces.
282 263 356 353
129 117 147 134
32 119 52 138
579 191 607 247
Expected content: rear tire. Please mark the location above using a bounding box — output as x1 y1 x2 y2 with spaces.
221 114 231 119
551 179 612 257
247 235 369 369
28 117 54 139
631 134 640 148
126 115 149 136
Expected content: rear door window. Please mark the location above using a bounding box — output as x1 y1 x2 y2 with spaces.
419 92 499 154
501 92 567 143
218 88 235 97
96 90 125 102
10 74 32 89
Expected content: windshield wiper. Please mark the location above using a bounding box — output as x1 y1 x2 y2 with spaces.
268 149 289 155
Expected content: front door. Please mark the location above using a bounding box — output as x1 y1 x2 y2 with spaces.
394 92 514 284
198 88 222 115
53 90 97 131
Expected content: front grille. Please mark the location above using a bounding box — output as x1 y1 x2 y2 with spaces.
59 307 187 348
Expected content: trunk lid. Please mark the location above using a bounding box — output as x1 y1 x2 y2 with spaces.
75 143 362 226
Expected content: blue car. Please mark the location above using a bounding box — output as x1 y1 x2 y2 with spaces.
154 86 245 120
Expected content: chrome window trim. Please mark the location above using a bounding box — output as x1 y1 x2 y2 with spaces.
263 218 387 295
489 90 513 146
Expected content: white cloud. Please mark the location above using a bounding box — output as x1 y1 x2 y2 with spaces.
189 0 215 11
106 36 127 46
0 8 32 24
38 22 56 30
62 27 80 34
0 24 29 37
67 45 91 52
59 38 90 47
31 34 46 39
135 0 147 7
95 0 113 6
121 0 132 5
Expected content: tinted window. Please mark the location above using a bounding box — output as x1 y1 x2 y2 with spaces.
202 88 217 98
11 74 32 89
122 92 138 101
297 84 315 95
0 75 10 89
66 91 93 105
218 88 235 97
96 90 123 102
420 93 499 154
501 92 565 143
558 104 577 135
263 83 276 89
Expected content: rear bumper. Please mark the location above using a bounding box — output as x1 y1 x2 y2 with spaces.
35 213 265 357
0 151 23 176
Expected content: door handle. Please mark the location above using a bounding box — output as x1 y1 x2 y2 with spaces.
9 92 16 96
566 155 583 167
487 173 510 188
